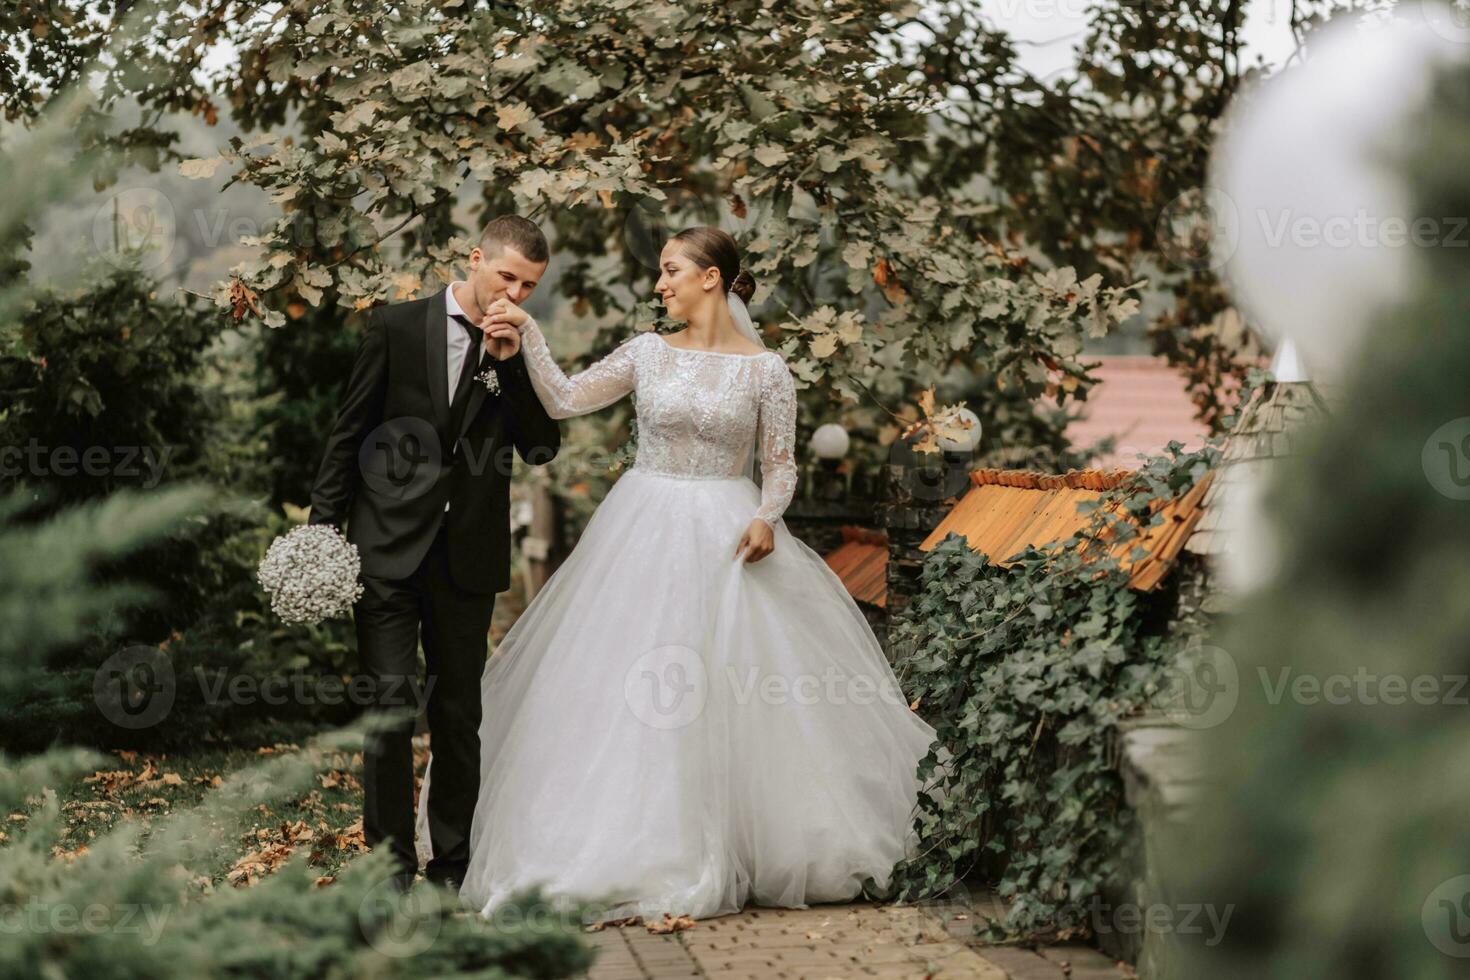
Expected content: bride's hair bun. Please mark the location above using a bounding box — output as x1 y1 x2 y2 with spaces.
730 269 756 305
671 226 757 304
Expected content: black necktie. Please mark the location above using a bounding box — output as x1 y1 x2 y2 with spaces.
449 313 483 407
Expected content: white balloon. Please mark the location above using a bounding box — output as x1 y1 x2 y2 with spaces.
1211 12 1467 380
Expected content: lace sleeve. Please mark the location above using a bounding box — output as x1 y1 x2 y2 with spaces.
518 316 641 419
753 355 799 527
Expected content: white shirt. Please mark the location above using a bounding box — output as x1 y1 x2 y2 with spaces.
442 283 479 513
444 281 477 397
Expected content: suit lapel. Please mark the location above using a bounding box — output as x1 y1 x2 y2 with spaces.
425 288 450 433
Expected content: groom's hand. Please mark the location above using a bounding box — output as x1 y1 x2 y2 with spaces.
479 299 526 360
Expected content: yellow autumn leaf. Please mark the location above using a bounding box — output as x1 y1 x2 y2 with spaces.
647 913 697 934
910 430 940 454
753 144 789 167
179 157 224 179
392 271 421 299
565 131 602 151
496 102 534 131
810 333 839 358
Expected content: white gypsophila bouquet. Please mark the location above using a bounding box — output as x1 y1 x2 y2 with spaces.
257 523 365 625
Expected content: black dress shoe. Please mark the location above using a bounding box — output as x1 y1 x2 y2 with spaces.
389 869 416 894
425 868 464 891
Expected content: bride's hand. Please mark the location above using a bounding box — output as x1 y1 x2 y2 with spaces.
735 520 774 563
479 299 529 360
483 298 531 333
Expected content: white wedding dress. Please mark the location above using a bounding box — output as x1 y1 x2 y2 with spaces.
414 315 937 922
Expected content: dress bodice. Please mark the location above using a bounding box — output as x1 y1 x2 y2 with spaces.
517 318 799 527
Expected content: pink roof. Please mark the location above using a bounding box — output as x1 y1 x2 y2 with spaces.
1064 356 1209 469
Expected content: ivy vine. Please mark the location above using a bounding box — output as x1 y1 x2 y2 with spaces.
890 442 1221 939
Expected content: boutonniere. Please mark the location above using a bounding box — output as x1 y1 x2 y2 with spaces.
474 365 501 396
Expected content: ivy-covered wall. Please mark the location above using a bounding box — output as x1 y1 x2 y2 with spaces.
889 446 1218 939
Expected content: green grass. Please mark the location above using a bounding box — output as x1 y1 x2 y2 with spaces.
11 718 428 886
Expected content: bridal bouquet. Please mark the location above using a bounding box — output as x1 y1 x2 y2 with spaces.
257 523 365 625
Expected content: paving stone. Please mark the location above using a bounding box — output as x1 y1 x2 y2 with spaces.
1036 942 1132 974
967 946 1068 980
576 901 1130 980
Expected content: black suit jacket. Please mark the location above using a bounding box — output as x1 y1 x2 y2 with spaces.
308 287 560 594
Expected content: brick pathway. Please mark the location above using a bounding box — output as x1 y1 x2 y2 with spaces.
582 895 1132 980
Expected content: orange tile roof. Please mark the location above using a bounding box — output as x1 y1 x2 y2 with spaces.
919 468 1211 591
823 526 888 608
1064 356 1212 469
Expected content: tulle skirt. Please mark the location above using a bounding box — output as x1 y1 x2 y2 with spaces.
415 468 937 921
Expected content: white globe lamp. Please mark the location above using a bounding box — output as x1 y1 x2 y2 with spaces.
937 408 983 455
811 423 850 461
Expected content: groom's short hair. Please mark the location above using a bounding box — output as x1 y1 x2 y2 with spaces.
479 215 549 264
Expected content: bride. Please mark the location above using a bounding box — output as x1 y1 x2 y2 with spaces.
415 226 937 922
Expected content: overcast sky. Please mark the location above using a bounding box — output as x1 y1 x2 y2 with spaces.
975 0 1300 78
195 2 1302 85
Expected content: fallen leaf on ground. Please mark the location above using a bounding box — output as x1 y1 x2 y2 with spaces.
585 916 643 932
318 770 362 792
647 913 696 934
227 841 294 886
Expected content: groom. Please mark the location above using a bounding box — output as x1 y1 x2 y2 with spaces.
308 215 560 890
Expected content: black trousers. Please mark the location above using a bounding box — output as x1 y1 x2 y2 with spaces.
353 516 494 878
